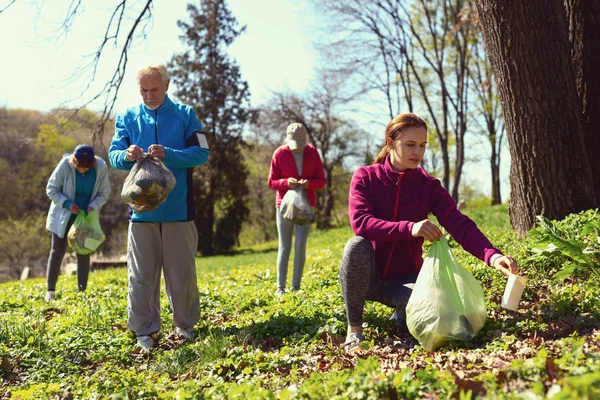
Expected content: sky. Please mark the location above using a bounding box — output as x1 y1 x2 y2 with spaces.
0 0 509 198
0 0 318 112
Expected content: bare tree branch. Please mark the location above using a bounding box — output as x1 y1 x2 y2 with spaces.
0 0 18 14
60 0 154 146
3 1 155 146
62 0 83 32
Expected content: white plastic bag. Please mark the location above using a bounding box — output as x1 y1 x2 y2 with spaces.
280 187 314 226
121 154 176 213
406 237 487 351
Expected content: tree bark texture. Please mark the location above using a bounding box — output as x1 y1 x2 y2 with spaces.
475 0 597 235
564 0 600 200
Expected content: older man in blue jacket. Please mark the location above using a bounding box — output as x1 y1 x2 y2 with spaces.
109 64 209 349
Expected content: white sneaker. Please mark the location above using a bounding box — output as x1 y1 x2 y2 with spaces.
344 332 365 355
175 327 195 340
45 291 56 302
136 335 154 349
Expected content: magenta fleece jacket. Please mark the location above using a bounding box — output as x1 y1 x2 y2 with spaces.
349 156 502 280
268 144 326 208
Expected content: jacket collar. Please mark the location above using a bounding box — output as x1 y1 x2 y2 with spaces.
383 155 421 181
142 94 174 115
283 144 310 156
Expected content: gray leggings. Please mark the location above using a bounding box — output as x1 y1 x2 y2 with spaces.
46 218 90 292
276 208 311 289
339 236 417 327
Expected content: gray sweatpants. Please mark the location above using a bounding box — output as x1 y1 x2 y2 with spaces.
127 221 200 336
276 208 311 289
339 236 417 327
46 217 90 292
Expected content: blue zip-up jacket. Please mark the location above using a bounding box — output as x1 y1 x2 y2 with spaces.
109 95 209 222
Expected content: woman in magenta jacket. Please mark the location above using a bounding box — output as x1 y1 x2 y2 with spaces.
268 123 326 295
341 113 518 354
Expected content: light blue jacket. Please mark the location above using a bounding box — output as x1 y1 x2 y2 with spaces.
46 155 111 238
109 95 209 222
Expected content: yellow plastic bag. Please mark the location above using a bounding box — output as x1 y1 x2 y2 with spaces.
406 237 487 351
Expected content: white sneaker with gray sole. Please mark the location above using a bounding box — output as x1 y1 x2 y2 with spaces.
137 335 154 349
175 327 195 340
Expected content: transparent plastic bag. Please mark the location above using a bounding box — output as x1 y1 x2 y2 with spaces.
280 187 314 226
120 154 176 213
67 210 105 255
406 237 487 351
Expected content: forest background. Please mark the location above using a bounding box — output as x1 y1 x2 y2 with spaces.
0 0 596 281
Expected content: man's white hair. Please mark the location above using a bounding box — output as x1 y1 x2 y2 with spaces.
137 64 169 84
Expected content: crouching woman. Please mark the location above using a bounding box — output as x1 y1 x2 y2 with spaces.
340 113 518 354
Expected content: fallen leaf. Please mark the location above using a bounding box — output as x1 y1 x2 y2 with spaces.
495 370 508 385
454 377 486 398
0 357 12 371
43 307 61 321
545 357 561 381
531 331 544 347
111 324 127 332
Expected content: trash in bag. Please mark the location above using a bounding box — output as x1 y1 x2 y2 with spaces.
280 187 314 226
67 210 106 255
120 153 176 213
406 236 487 351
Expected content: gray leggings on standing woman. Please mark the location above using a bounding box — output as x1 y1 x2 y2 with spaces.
46 218 90 292
339 236 417 327
276 208 311 290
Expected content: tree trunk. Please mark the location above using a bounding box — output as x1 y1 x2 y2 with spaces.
441 139 450 190
564 0 600 200
490 136 501 205
197 184 216 256
317 166 334 229
475 0 597 235
451 120 465 201
490 161 501 206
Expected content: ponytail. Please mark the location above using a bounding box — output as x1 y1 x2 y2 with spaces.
373 147 390 164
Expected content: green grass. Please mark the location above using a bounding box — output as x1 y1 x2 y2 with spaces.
1 207 599 399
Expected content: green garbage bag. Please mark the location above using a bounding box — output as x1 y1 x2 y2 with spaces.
67 210 106 255
406 237 487 351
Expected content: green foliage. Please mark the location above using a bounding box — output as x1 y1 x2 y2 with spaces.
0 159 22 220
463 204 512 232
528 210 600 280
239 142 278 246
0 212 49 279
0 107 131 280
1 207 599 399
36 123 77 165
